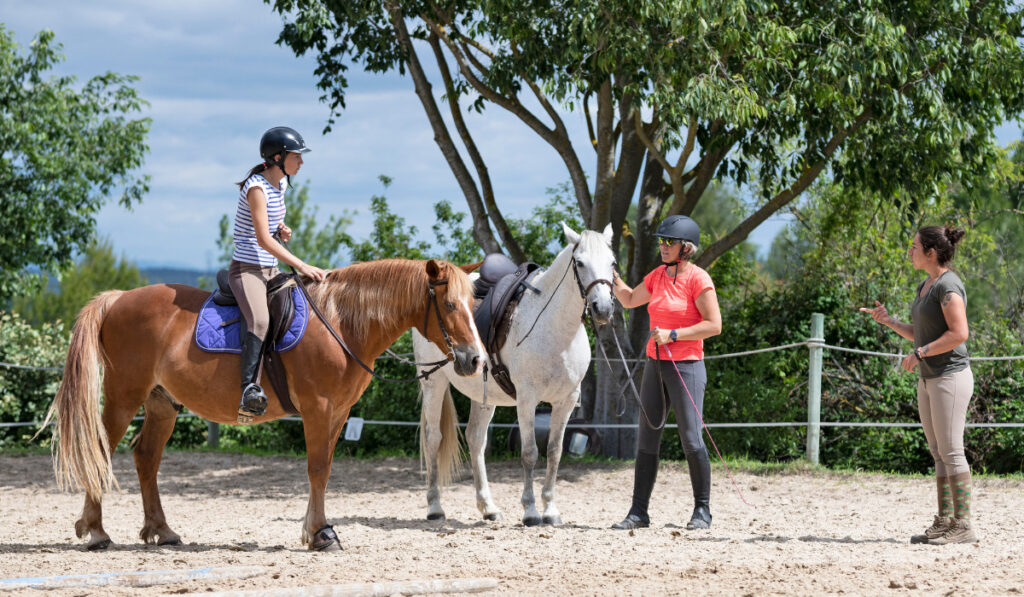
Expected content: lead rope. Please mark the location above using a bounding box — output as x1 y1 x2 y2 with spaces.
660 342 751 507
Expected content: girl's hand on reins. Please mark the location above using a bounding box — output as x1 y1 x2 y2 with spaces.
277 223 293 243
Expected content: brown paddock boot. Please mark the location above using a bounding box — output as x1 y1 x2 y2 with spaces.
928 517 977 545
910 515 951 544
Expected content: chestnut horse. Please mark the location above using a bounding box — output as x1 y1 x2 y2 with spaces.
44 259 484 551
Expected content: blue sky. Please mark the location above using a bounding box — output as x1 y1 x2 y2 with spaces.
4 2 1023 270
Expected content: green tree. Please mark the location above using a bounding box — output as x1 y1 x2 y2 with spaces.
270 0 1024 276
12 239 147 327
346 175 433 262
0 27 150 303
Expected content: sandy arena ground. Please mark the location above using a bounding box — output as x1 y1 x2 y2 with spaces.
1 451 1022 595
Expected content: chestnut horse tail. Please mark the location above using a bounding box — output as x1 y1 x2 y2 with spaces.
41 290 124 500
419 384 464 486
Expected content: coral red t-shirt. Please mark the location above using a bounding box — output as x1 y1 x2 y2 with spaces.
644 263 715 360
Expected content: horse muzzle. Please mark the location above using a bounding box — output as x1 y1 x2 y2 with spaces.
588 298 615 326
452 345 483 377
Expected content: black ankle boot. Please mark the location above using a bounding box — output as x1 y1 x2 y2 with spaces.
238 332 268 423
686 504 712 530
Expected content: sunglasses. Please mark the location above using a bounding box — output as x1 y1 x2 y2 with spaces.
657 237 681 247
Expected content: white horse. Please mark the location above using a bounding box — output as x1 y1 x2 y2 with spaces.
412 223 617 525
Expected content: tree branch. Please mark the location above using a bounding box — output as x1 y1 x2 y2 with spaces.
427 33 525 262
424 14 592 222
696 108 873 267
385 2 501 254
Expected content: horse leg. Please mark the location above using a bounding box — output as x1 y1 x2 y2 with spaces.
516 399 542 527
466 401 501 521
540 390 577 525
76 388 145 550
420 380 447 521
300 409 346 551
134 391 181 546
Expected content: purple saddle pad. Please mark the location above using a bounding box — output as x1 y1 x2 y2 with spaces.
194 287 308 354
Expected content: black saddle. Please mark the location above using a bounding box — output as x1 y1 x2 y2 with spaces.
212 268 300 415
472 254 541 399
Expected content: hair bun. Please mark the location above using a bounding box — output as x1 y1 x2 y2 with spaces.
944 226 965 246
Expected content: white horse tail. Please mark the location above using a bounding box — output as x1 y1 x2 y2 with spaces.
419 384 464 486
41 290 124 500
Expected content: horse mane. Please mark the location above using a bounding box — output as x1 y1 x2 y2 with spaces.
303 259 473 340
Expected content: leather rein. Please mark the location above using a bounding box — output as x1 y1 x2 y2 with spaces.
293 274 455 384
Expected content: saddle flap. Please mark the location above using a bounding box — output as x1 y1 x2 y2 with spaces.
472 262 541 354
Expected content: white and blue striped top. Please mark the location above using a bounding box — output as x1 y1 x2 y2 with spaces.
233 174 287 266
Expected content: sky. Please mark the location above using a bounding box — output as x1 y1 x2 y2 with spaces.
4 2 1023 271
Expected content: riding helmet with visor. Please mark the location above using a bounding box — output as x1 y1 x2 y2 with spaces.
656 214 700 245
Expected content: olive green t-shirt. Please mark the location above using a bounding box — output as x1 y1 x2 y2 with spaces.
911 271 969 379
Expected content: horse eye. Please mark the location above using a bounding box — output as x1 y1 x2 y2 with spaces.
445 300 456 311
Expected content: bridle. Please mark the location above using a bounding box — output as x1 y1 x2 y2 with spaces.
516 241 615 347
424 279 457 362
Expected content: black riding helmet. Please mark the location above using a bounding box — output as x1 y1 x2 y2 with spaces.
656 214 700 245
260 126 311 182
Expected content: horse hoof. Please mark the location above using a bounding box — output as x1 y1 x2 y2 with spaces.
311 525 342 552
158 537 182 546
87 538 111 551
523 516 542 527
483 512 503 522
543 515 562 526
426 512 446 522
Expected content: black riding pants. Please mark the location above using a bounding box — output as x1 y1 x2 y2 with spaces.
635 357 711 507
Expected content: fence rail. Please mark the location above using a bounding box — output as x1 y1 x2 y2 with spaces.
3 313 1023 459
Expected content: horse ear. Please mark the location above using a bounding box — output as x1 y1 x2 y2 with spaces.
425 259 442 280
561 221 581 245
460 260 483 274
602 222 613 245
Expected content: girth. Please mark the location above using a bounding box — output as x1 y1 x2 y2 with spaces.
472 254 541 399
212 268 300 415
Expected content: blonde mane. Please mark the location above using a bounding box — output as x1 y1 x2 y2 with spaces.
304 259 474 340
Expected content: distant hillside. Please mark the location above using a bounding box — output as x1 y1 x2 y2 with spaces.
142 267 217 290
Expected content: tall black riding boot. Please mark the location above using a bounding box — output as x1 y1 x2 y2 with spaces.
611 451 659 530
237 332 268 424
686 448 712 529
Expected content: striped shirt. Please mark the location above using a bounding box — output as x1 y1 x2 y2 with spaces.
233 174 287 266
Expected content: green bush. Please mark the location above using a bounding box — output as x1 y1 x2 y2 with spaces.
0 312 68 448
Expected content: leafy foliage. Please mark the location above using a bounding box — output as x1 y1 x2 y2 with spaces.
0 27 150 303
0 312 66 448
12 239 147 327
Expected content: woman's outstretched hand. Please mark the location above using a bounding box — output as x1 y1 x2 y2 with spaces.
859 300 892 326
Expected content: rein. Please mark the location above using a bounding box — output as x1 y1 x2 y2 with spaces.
293 273 452 384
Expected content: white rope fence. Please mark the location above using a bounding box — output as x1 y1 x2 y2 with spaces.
4 314 1023 449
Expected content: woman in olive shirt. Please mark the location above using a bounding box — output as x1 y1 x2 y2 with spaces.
861 225 975 545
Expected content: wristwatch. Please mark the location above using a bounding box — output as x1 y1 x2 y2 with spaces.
669 329 678 342
914 347 923 361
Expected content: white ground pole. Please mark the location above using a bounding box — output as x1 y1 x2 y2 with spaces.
186 577 500 597
0 566 266 592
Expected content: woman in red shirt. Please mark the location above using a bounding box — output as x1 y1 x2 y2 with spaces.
609 215 722 531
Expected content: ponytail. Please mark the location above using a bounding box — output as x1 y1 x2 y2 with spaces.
236 163 268 189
